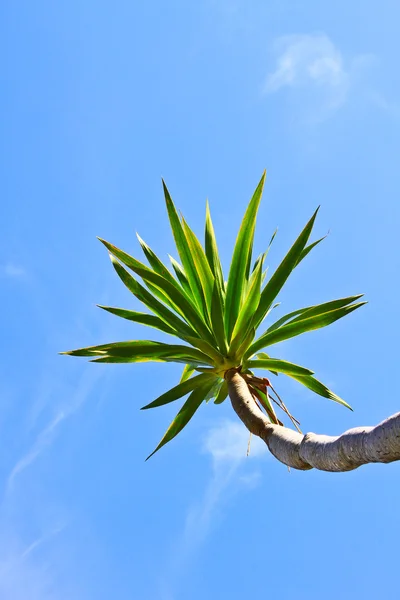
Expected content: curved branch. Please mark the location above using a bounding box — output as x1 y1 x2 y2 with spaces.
225 369 400 472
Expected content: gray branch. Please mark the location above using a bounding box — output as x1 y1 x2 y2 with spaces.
225 370 400 472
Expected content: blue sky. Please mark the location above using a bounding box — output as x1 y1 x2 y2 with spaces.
2 1 400 598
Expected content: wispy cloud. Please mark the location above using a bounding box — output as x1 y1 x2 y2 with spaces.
160 419 268 599
6 368 106 491
264 33 373 121
19 525 66 561
6 412 65 491
1 263 27 279
204 418 267 462
0 525 70 600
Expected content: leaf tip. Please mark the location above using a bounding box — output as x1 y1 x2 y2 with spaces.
145 449 157 461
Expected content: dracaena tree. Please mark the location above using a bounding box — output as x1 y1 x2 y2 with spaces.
62 173 400 471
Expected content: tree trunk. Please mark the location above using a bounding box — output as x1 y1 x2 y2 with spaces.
225 369 400 472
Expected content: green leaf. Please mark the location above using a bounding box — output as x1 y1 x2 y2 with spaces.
141 373 216 409
289 295 364 324
264 308 308 334
104 342 213 363
256 352 278 376
251 253 264 275
169 255 192 295
230 327 256 362
136 234 179 288
246 302 366 356
97 305 177 336
205 201 225 294
205 379 223 402
287 373 352 410
266 295 363 334
92 356 206 365
63 340 214 367
100 240 216 346
101 237 186 315
229 255 264 352
214 380 228 404
146 378 215 459
246 358 314 376
252 208 319 331
255 228 277 273
181 216 215 319
179 364 195 383
224 171 266 340
108 255 196 340
184 335 224 364
295 235 326 267
210 281 228 355
260 301 280 325
163 181 206 315
268 227 278 248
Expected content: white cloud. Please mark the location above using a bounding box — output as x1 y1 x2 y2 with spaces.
0 526 72 600
1 263 26 278
6 368 106 490
159 420 268 598
264 33 373 120
203 419 268 462
6 412 65 490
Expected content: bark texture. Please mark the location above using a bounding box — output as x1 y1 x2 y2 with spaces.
225 369 400 472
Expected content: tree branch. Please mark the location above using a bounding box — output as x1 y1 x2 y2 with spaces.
225 369 400 472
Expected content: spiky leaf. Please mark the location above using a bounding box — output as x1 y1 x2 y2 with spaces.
141 373 216 409
179 364 195 383
214 380 229 404
146 378 215 459
246 358 314 377
252 208 319 331
163 181 207 314
100 240 216 345
247 302 366 357
266 295 364 334
224 172 266 340
205 201 225 293
97 305 177 336
287 373 352 410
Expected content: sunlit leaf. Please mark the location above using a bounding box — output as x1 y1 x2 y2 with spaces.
205 201 225 294
210 281 228 355
205 379 223 402
214 380 229 404
224 171 266 340
136 234 179 288
163 181 206 315
169 255 192 296
97 305 177 336
295 235 327 267
229 255 263 352
181 216 215 319
247 302 366 357
184 335 224 364
287 373 352 410
252 208 319 331
108 255 196 340
100 240 216 346
141 373 216 409
146 378 215 459
266 295 363 334
246 358 314 376
179 364 195 383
